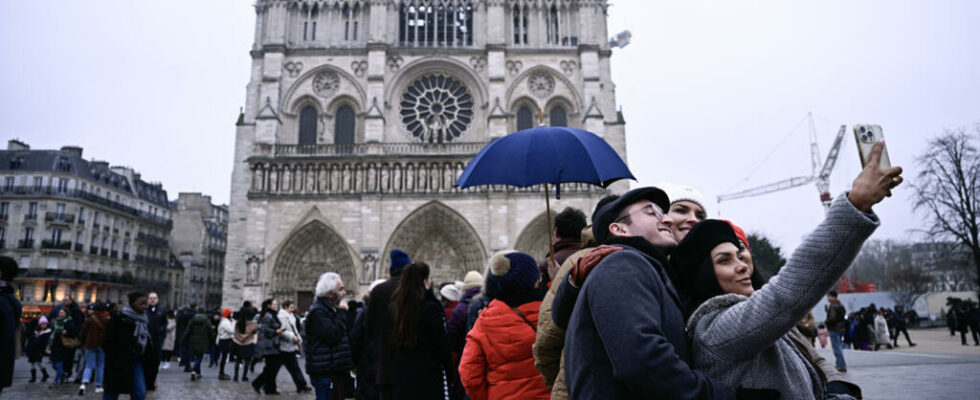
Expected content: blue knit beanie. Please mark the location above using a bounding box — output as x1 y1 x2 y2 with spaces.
486 250 539 294
389 249 412 276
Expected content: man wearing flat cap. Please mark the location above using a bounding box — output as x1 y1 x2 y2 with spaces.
551 187 761 400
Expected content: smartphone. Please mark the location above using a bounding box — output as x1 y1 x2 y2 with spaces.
853 124 891 168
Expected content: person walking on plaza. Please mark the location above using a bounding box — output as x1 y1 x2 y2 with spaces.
77 302 110 395
252 299 286 395
161 311 177 369
143 292 166 390
0 256 23 396
102 292 153 400
305 272 354 400
365 248 411 400
176 305 195 372
216 309 236 380
536 207 587 289
49 307 80 385
874 308 893 350
181 307 215 381
825 291 848 371
26 316 52 383
278 300 312 393
890 305 916 347
232 306 258 382
959 303 980 346
459 251 549 400
389 262 462 399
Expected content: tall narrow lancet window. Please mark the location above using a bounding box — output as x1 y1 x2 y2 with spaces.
334 105 355 145
549 106 567 127
299 106 318 145
517 106 533 131
398 1 473 47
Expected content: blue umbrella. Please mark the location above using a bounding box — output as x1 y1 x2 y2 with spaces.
455 126 635 265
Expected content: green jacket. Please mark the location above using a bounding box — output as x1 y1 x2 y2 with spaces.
181 313 214 355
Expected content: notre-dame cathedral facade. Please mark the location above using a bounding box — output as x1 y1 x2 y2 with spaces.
222 0 628 310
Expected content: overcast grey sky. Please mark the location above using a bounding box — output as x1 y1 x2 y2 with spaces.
2 1 978 254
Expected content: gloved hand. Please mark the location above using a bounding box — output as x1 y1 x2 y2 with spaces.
735 387 781 400
569 245 622 287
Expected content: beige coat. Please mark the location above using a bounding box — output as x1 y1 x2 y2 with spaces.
532 248 589 400
278 309 303 353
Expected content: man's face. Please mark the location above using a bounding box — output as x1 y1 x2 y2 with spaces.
148 293 158 306
609 200 677 249
666 200 706 242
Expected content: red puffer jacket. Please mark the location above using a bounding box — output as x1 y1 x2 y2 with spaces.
458 299 550 400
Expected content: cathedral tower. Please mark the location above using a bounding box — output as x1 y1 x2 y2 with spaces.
223 0 627 309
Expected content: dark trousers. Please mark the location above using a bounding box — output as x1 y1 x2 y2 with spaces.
252 353 285 393
379 384 394 400
311 375 346 400
281 351 309 390
962 327 980 345
891 327 914 346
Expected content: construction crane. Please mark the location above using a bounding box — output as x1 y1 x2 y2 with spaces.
717 113 847 212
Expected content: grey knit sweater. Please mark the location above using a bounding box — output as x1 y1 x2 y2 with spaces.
686 194 878 400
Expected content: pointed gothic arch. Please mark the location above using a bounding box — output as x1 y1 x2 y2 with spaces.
270 219 357 305
514 210 558 261
383 201 487 284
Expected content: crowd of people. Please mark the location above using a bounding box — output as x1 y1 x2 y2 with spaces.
818 296 918 373
0 141 903 399
945 300 980 346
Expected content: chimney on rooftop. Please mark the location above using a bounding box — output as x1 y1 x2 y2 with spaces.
60 146 83 157
7 139 29 151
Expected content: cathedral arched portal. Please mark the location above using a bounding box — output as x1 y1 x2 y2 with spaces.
271 220 356 311
383 201 487 285
514 210 557 261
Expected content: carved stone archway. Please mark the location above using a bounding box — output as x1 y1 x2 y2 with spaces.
271 220 357 306
383 201 487 284
514 210 557 261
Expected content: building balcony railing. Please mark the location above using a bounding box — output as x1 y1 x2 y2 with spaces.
134 255 167 267
24 214 37 221
40 240 71 251
251 142 488 159
74 243 84 252
17 239 34 249
44 212 76 224
0 186 172 228
136 233 169 247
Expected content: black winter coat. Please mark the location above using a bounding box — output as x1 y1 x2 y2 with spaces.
304 297 353 377
49 318 78 363
391 291 460 400
365 276 399 385
0 285 21 388
255 311 282 357
25 329 51 363
102 312 152 394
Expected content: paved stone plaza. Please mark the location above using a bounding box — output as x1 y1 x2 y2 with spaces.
4 328 979 399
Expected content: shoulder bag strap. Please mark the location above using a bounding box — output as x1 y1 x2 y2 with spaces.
509 306 536 332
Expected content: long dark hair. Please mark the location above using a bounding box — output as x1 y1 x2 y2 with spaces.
389 262 430 348
259 298 275 320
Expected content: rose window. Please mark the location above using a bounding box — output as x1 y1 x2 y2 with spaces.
400 74 473 143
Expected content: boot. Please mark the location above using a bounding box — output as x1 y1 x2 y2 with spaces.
40 368 50 382
29 369 36 383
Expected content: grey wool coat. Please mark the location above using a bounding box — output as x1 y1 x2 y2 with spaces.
686 194 877 400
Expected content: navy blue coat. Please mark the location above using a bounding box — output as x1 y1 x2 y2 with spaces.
0 285 21 388
304 297 353 378
557 241 734 400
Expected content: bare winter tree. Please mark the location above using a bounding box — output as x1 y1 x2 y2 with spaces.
912 126 980 297
888 266 934 309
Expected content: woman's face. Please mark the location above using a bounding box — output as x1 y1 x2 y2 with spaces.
58 309 68 319
667 200 706 242
270 300 279 312
711 242 754 296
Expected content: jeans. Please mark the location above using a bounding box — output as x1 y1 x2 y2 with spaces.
53 360 65 383
192 353 204 374
830 331 847 370
102 361 145 400
83 348 106 386
310 376 333 400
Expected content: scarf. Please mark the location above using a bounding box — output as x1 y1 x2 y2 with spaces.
49 316 68 347
122 305 151 354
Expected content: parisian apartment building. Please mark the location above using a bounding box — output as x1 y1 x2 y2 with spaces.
0 140 181 315
171 192 228 310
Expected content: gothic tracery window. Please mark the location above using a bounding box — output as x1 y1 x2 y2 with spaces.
517 106 533 131
549 106 567 127
400 74 473 143
335 105 355 145
399 0 473 47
